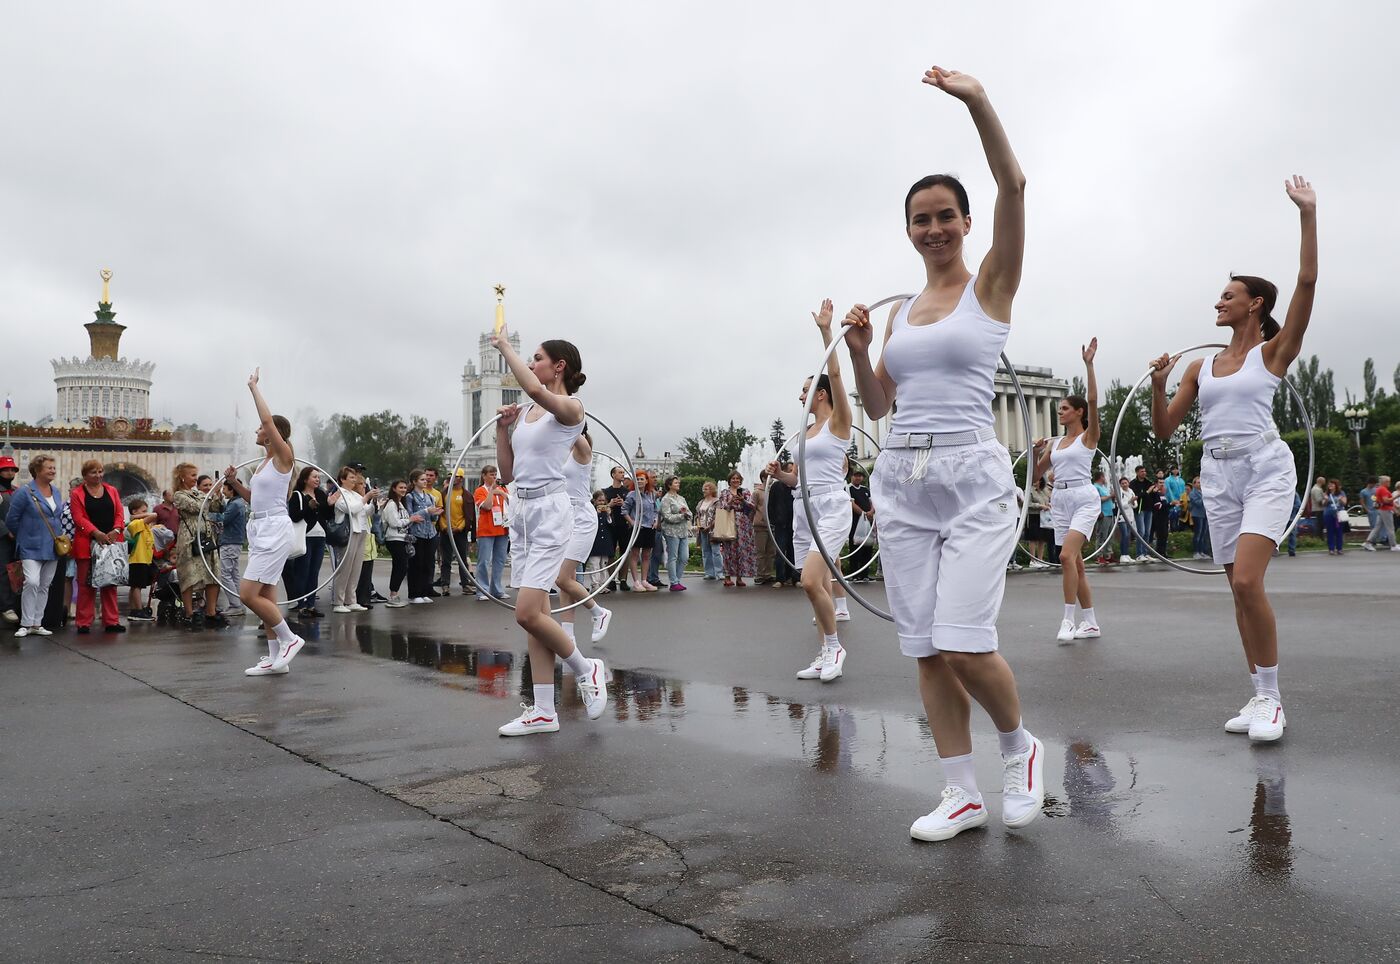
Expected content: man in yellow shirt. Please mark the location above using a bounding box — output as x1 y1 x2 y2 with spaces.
442 469 474 593
424 468 447 595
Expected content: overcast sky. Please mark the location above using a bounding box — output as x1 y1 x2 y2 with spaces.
4 2 1397 464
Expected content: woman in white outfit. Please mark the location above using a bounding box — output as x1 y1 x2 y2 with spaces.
329 467 377 613
843 66 1043 842
768 299 856 684
1148 176 1318 745
222 369 304 677
491 325 609 737
1032 338 1101 643
557 429 614 646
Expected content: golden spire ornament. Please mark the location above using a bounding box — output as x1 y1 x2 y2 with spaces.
493 284 506 334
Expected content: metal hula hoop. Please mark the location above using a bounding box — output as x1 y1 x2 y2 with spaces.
765 424 882 580
196 457 353 607
444 410 640 614
1107 343 1314 576
1009 445 1119 567
798 293 1034 622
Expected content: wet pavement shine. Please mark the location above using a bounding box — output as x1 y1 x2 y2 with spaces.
2 553 1398 962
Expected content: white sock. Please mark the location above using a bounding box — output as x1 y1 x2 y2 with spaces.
1081 607 1097 625
1063 604 1077 622
533 684 556 716
563 646 591 677
823 632 840 650
940 752 980 797
561 621 576 640
270 620 296 644
1256 664 1280 702
1250 672 1262 696
267 636 279 660
834 596 849 615
998 721 1031 758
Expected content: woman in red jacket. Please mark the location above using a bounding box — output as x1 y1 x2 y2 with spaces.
70 459 127 634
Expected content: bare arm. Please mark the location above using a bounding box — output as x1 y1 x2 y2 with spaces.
841 303 899 419
923 67 1025 317
494 405 519 483
1148 356 1202 440
811 299 854 435
1263 176 1318 375
765 461 798 488
247 368 295 471
1082 337 1101 448
1030 439 1053 485
490 323 584 426
222 466 249 502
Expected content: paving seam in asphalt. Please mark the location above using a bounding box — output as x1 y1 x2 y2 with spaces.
47 638 772 964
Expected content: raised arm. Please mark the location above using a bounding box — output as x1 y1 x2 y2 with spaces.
1082 337 1101 448
812 299 854 435
1148 355 1202 440
924 67 1026 317
247 369 295 472
841 303 899 419
222 466 250 503
1263 176 1318 375
1030 438 1053 485
490 323 585 426
494 405 520 484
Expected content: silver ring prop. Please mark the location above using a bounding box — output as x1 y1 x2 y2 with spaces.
443 409 640 614
1009 445 1118 567
764 425 882 580
197 458 353 607
798 294 1034 622
1108 343 1314 576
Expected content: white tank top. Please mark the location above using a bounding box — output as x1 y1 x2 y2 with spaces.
1197 344 1280 441
249 458 293 514
884 278 1009 435
563 453 592 505
1048 434 1094 485
510 402 584 490
798 420 851 490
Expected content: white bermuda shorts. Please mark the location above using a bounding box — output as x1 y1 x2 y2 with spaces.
1051 483 1101 546
243 515 293 586
565 500 600 563
1200 436 1296 566
871 438 1019 657
510 491 572 591
793 488 851 567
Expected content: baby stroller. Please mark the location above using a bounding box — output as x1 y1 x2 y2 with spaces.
151 528 182 626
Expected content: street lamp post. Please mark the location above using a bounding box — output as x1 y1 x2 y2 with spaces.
1344 406 1369 448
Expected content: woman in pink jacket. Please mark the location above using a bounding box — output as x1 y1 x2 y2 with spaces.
69 459 127 634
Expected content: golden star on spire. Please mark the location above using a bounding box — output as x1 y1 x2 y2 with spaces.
493 284 506 300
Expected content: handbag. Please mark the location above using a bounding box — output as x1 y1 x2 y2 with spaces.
711 505 737 543
288 519 308 560
181 518 217 562
853 514 876 546
324 495 351 548
88 542 130 588
29 488 72 558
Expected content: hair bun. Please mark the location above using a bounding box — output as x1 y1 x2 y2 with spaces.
569 371 588 391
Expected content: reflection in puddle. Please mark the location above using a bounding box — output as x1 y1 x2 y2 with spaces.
1063 739 1118 833
1246 758 1293 880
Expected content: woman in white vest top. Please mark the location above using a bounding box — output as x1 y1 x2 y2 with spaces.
767 299 856 684
557 429 614 647
1031 338 1102 643
1148 176 1318 745
490 324 609 737
843 66 1042 843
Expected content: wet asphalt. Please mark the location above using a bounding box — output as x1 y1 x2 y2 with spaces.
2 551 1398 962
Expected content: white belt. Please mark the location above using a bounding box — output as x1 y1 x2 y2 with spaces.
884 426 997 449
1206 429 1279 460
516 480 567 500
249 508 289 520
794 482 847 501
1053 479 1094 490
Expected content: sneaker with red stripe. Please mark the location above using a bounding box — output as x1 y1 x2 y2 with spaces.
910 785 989 842
1001 734 1045 829
576 658 609 720
498 704 560 737
1247 696 1286 742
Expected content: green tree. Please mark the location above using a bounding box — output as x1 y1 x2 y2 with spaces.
769 418 791 462
1070 375 1086 398
1274 355 1335 432
1377 425 1400 477
1393 361 1400 396
335 410 454 483
1283 428 1349 486
1100 378 1153 463
675 421 759 481
1364 358 1378 406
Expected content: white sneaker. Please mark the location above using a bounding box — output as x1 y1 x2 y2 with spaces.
332 605 352 614
1 610 18 624
811 612 852 624
1361 543 1377 552
245 658 288 676
498 703 560 737
348 604 368 612
910 786 989 842
1248 696 1286 742
1225 696 1262 733
1390 545 1400 552
820 645 846 682
1073 621 1100 639
1001 734 1045 828
591 607 612 643
31 626 52 636
795 650 825 680
410 597 429 605
576 658 609 720
385 596 408 608
14 626 30 638
1056 618 1076 643
270 635 304 672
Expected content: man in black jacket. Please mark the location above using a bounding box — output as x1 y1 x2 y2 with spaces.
767 462 798 587
0 455 18 623
846 468 875 583
1129 465 1154 551
601 466 632 591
